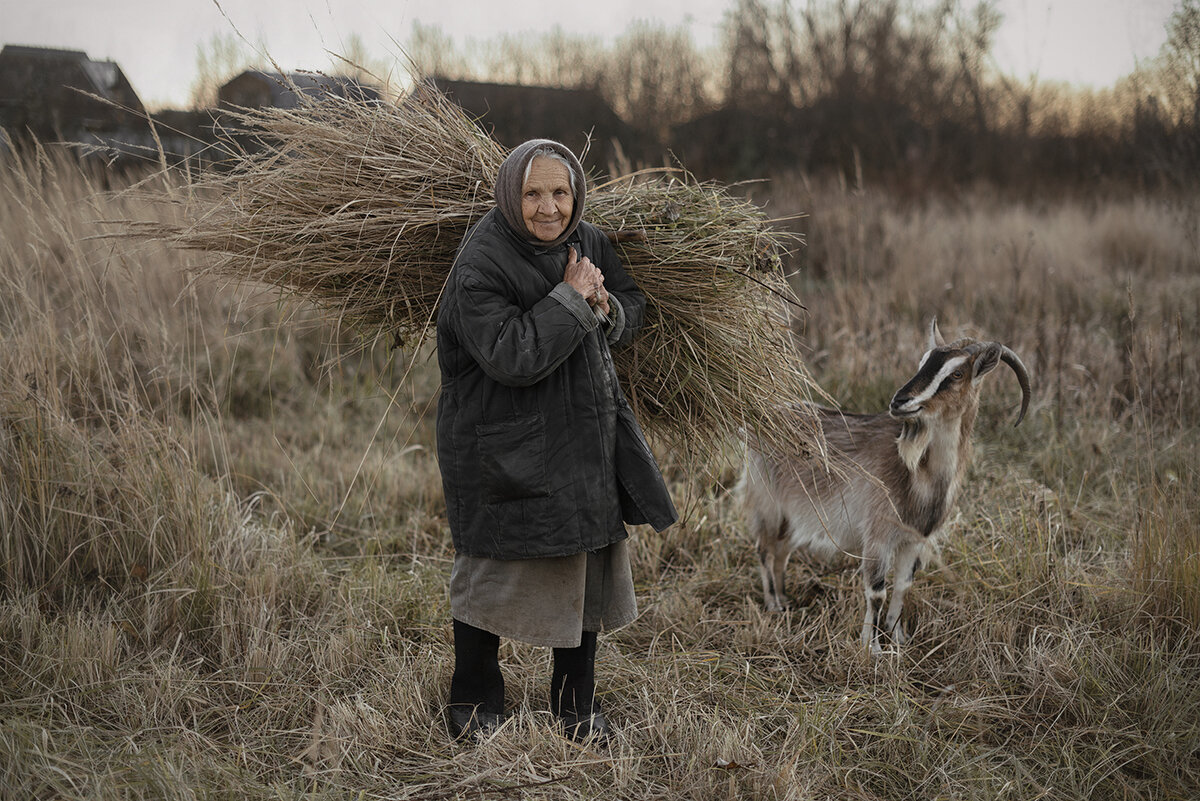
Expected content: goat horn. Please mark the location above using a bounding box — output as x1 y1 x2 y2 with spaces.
999 345 1032 426
927 317 944 349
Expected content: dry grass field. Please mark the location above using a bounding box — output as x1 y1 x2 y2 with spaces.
1 149 1198 800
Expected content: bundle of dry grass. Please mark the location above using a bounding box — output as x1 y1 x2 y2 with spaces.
136 80 823 462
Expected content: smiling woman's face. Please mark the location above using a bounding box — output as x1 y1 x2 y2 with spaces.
521 156 574 242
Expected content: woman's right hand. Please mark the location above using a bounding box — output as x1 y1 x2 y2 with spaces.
564 247 608 311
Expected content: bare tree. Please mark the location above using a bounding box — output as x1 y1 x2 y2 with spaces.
473 28 604 88
405 21 468 80
724 0 791 108
1121 0 1200 185
600 21 714 140
796 0 871 102
1160 0 1200 127
330 33 395 91
948 1 1002 138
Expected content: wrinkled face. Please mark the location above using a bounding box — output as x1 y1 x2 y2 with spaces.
521 156 574 242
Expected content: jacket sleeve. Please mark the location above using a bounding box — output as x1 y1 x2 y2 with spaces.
451 262 600 388
590 230 646 350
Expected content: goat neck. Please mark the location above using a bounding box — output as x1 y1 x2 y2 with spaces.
889 342 987 534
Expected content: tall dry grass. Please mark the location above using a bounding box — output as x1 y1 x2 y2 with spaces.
1 146 1198 799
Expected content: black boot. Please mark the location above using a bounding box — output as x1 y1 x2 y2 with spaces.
447 619 505 739
550 631 611 743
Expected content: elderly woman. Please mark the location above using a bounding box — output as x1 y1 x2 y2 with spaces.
436 139 676 742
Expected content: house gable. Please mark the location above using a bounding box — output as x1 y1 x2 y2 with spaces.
0 44 146 141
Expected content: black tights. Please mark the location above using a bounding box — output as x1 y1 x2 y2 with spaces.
449 619 504 714
450 620 598 716
551 630 598 716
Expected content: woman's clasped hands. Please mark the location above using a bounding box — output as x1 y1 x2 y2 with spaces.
564 247 610 315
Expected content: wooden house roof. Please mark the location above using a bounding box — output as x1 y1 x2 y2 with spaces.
426 76 651 173
0 44 146 141
217 70 381 110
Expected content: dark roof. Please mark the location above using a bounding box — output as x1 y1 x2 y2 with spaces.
0 45 144 109
426 76 653 173
217 70 381 109
0 44 147 141
3 45 89 60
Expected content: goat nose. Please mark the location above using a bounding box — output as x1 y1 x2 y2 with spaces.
890 394 910 410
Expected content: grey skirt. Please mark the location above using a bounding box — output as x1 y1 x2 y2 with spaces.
450 539 638 648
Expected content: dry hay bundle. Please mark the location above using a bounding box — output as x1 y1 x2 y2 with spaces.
142 82 823 463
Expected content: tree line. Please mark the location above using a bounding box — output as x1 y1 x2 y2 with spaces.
194 0 1200 193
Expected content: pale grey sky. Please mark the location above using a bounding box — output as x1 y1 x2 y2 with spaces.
0 0 1180 109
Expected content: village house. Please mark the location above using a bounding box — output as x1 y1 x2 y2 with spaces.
0 51 652 176
0 45 147 149
426 77 656 174
218 70 381 110
0 55 384 165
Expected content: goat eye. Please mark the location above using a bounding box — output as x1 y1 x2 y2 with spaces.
951 370 964 380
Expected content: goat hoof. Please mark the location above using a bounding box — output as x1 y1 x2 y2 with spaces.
868 638 904 657
763 597 788 613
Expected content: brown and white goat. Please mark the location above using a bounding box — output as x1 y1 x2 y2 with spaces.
739 320 1031 652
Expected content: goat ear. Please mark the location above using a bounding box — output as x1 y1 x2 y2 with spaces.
972 343 1002 381
927 317 944 349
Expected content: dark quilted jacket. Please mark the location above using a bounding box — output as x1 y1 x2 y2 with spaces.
436 209 676 559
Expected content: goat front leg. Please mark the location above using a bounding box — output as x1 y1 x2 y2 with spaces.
860 551 888 654
883 540 924 646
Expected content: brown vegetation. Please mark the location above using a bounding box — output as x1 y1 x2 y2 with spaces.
2 126 1198 797
1 3 1198 797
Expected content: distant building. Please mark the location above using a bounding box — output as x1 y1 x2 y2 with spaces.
218 70 381 110
426 77 655 174
146 107 226 167
0 44 147 146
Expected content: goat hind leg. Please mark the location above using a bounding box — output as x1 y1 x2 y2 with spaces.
756 517 789 612
757 546 781 612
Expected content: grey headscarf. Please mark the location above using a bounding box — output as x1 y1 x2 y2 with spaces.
493 139 587 249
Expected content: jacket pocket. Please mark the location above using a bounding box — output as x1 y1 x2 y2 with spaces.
476 414 550 503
